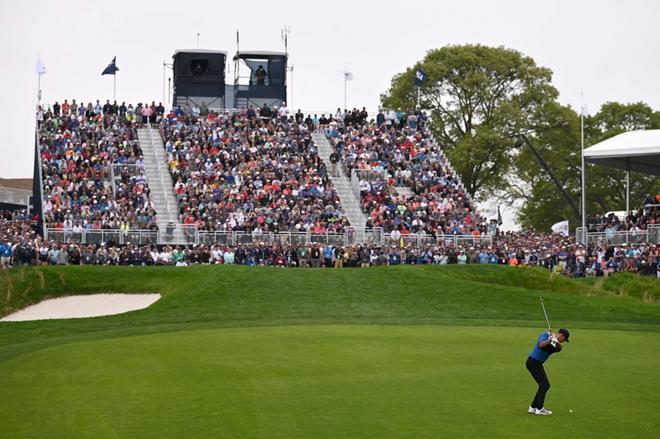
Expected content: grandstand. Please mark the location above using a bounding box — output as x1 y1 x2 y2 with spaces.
327 108 485 242
36 99 491 249
1 96 646 277
18 95 655 276
0 44 646 277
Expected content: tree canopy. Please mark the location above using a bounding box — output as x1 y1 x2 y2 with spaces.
382 44 660 231
381 44 559 198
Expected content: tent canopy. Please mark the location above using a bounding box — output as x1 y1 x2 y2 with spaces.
583 129 660 175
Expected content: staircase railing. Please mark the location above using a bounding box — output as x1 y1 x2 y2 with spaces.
143 127 177 223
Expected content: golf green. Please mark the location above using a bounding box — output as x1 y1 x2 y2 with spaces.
1 325 658 438
1 265 659 438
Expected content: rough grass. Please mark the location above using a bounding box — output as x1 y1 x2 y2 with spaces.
595 273 660 303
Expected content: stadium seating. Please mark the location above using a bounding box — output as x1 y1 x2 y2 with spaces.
327 108 486 237
159 109 349 233
38 103 158 231
589 193 659 234
21 102 658 278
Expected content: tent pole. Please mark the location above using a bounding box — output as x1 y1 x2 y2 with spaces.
581 108 586 232
626 161 630 216
626 161 630 244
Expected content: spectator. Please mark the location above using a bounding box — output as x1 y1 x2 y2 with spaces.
255 65 267 86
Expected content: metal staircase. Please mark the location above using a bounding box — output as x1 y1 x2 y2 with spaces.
137 126 185 243
312 132 367 242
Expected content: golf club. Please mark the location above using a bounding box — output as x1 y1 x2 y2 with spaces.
539 296 552 332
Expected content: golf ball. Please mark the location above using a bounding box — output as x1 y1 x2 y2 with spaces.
569 409 573 413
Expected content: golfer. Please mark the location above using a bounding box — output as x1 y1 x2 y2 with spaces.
525 328 570 415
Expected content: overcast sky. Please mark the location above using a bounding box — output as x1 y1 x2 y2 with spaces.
2 0 658 226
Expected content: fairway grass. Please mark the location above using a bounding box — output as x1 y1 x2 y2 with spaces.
1 325 659 438
1 265 659 438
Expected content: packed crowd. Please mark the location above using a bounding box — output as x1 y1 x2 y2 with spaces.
326 107 487 237
2 211 657 277
159 105 348 233
17 101 658 279
38 100 167 232
589 192 660 234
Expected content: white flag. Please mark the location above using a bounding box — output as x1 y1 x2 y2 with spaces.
551 220 569 237
344 71 353 81
580 92 588 116
36 56 47 75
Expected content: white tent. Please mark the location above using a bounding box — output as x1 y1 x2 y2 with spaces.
579 130 660 240
583 129 660 176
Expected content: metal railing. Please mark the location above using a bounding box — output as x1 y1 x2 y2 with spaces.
576 225 660 246
382 233 493 248
110 164 146 194
351 169 388 182
45 229 158 246
159 224 197 245
144 126 178 223
111 164 146 178
0 187 31 207
40 213 658 251
312 132 367 229
43 226 497 248
197 230 360 247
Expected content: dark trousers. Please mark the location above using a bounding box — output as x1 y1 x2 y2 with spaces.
526 356 550 409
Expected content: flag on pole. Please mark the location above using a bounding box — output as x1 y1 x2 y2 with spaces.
414 68 426 86
102 57 119 75
551 220 570 237
580 92 589 116
36 56 47 75
344 71 353 81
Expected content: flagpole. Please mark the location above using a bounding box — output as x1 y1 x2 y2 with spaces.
113 73 116 101
414 68 425 108
344 74 347 110
162 61 166 105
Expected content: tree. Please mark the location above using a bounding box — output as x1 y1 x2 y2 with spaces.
516 102 660 230
383 45 660 231
514 102 583 231
381 44 559 199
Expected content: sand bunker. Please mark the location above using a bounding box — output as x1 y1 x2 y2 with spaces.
1 294 161 322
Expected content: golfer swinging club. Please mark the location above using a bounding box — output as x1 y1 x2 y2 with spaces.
526 297 570 415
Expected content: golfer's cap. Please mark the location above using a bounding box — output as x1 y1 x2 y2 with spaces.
558 328 570 342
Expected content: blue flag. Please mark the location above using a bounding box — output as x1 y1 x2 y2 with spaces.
102 57 119 75
414 68 426 86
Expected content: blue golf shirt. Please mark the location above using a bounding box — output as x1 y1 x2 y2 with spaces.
529 331 555 363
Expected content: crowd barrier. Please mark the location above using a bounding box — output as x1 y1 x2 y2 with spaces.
576 225 660 246
43 226 494 248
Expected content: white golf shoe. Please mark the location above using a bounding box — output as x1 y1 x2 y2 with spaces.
528 406 536 414
535 407 552 416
